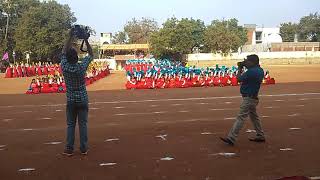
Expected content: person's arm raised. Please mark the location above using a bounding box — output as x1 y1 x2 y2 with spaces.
62 30 74 54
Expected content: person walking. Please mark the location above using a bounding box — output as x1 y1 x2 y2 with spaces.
220 54 266 146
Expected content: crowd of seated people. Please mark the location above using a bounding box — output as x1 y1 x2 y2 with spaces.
5 62 61 78
125 59 275 90
26 61 110 94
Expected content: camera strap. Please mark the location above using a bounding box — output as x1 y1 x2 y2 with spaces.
80 40 87 53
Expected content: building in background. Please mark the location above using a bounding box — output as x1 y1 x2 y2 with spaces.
100 33 112 46
244 24 283 45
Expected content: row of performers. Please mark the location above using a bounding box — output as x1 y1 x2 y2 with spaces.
26 67 111 94
5 63 61 78
125 72 275 90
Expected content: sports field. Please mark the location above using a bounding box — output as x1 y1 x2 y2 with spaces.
0 65 320 180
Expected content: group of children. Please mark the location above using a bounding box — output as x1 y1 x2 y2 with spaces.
125 59 275 90
26 61 110 94
5 62 61 78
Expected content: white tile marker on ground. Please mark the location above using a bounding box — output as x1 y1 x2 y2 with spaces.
156 135 167 141
105 138 120 142
18 168 35 172
160 157 174 161
280 148 294 151
100 163 117 166
210 153 236 157
44 142 62 145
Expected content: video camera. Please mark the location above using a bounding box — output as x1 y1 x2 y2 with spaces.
71 25 91 52
237 60 246 68
72 25 90 40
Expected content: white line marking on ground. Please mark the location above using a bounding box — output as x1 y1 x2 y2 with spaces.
90 108 100 110
201 132 213 135
0 145 6 148
44 142 62 145
280 148 294 151
1 92 320 108
264 106 280 109
41 118 52 120
246 129 256 133
295 105 305 107
160 157 174 161
289 128 302 130
55 110 62 112
113 107 125 109
0 148 5 151
153 111 166 114
178 110 189 113
22 129 35 131
100 163 117 166
114 113 127 116
156 134 167 141
225 102 233 104
224 117 236 120
2 119 13 122
150 105 159 107
209 108 237 111
288 113 300 117
275 100 284 102
18 168 35 172
209 153 236 157
262 116 270 118
105 138 120 142
310 176 320 180
171 104 183 106
197 103 209 105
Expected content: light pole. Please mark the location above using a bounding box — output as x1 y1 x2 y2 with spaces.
3 12 9 41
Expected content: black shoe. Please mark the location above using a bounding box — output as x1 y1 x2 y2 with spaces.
62 149 74 157
220 137 234 146
249 137 266 143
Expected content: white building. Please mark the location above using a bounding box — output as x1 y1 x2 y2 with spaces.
252 27 283 45
100 33 112 46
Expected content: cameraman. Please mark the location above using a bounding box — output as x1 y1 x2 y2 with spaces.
220 54 265 146
61 29 93 156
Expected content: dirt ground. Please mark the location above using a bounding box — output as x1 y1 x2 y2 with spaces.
0 64 320 180
0 81 320 179
0 64 320 94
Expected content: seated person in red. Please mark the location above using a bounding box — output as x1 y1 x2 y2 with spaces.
156 77 166 89
41 78 52 93
125 76 137 90
230 73 239 86
50 79 59 93
26 79 40 94
5 65 12 78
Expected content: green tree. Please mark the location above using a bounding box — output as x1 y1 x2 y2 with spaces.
112 31 128 44
149 17 206 60
0 0 41 61
14 0 76 61
280 22 298 42
298 12 320 42
124 17 158 44
203 18 247 55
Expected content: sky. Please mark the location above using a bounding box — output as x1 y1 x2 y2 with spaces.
56 0 320 34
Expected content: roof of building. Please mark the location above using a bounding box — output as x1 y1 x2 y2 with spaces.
100 44 150 51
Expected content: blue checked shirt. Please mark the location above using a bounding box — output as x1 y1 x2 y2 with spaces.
61 55 93 103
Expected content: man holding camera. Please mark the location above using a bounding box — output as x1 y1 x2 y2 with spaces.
220 54 265 146
61 28 93 156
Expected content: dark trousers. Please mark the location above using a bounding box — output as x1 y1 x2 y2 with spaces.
65 102 89 152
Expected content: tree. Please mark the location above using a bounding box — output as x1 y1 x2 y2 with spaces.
203 18 247 54
280 22 298 42
149 17 206 60
298 12 320 42
0 0 41 62
14 0 76 61
112 31 127 44
123 17 158 44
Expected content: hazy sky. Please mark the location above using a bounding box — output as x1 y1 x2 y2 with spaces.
56 0 320 34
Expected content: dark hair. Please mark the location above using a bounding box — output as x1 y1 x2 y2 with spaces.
246 54 260 65
66 48 78 64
